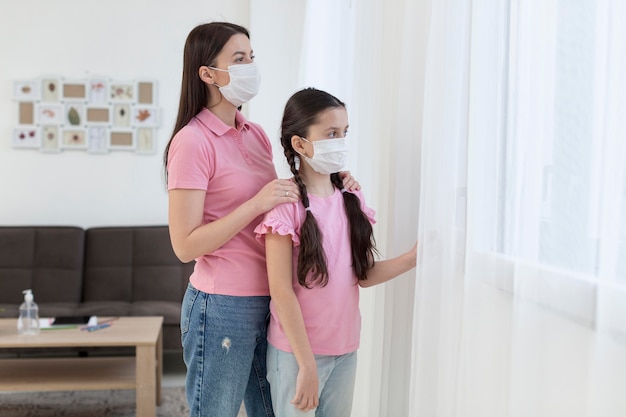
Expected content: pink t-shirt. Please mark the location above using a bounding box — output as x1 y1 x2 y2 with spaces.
255 188 376 355
167 108 277 296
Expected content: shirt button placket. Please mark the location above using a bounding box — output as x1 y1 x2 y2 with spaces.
235 134 252 164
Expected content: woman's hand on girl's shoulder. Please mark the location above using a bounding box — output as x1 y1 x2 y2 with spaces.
252 178 300 214
339 171 361 191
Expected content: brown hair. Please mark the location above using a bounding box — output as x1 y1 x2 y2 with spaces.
163 22 249 179
280 88 376 288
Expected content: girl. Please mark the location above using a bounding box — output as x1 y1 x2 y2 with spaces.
164 24 359 417
255 88 417 416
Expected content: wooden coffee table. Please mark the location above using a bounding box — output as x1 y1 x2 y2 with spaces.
0 316 163 417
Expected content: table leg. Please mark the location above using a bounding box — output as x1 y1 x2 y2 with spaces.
136 344 157 417
156 328 163 405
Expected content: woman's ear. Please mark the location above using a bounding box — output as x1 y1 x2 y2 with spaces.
198 66 214 84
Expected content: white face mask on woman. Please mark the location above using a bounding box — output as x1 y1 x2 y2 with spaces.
210 62 261 107
299 137 349 174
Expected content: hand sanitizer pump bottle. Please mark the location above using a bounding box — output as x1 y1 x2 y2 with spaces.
17 289 40 335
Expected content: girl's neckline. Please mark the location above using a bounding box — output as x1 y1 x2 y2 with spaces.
308 187 340 199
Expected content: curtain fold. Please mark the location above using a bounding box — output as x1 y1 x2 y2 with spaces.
409 0 472 415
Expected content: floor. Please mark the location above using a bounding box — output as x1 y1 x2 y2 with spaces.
162 351 186 388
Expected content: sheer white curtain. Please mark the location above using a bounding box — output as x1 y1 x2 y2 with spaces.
409 0 471 415
411 0 626 416
256 0 626 415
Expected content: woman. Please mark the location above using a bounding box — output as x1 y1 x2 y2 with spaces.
163 23 358 417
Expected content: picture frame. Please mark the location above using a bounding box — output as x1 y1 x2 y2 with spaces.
64 102 86 126
61 128 87 149
135 128 156 154
13 80 41 101
61 80 88 101
109 129 135 150
112 103 131 127
88 78 108 104
136 80 157 105
40 125 60 153
18 102 35 125
41 78 61 102
87 126 109 154
109 81 135 102
131 106 158 127
35 103 64 124
13 126 40 148
85 106 111 125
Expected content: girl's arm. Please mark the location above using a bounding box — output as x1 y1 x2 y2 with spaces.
265 232 319 412
359 243 418 288
168 179 299 263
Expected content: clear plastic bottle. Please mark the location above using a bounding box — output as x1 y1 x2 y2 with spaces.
17 289 40 335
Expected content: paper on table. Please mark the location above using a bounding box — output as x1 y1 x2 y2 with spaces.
39 316 98 329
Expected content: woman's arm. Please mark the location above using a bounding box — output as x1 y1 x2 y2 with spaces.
359 243 417 288
265 232 319 412
168 178 300 263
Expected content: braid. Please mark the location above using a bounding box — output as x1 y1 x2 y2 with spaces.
330 173 377 281
284 148 329 287
286 153 309 208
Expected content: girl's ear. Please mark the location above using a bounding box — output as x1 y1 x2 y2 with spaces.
291 135 307 156
198 66 215 85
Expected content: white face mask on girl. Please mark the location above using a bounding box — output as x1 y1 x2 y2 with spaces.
210 62 261 107
299 137 349 174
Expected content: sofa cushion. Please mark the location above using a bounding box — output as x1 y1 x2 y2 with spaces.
0 227 84 305
83 226 192 304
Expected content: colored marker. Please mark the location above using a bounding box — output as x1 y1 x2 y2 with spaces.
83 323 112 332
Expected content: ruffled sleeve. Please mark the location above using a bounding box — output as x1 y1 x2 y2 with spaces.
254 202 304 246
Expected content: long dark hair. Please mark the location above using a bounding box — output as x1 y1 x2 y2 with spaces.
280 88 376 288
163 22 250 179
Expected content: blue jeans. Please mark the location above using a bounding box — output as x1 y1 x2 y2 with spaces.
181 283 274 417
266 344 357 417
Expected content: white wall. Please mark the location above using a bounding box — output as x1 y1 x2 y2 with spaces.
0 0 250 227
249 1 307 179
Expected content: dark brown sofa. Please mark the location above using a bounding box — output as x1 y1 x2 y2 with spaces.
0 225 193 352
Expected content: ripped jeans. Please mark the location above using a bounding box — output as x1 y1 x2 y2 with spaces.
181 283 274 417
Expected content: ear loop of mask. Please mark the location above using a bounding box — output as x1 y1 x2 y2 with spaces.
207 66 227 88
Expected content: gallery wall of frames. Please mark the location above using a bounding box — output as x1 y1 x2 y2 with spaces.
12 77 159 154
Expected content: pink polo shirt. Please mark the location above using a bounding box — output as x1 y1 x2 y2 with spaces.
167 108 277 296
255 189 376 355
